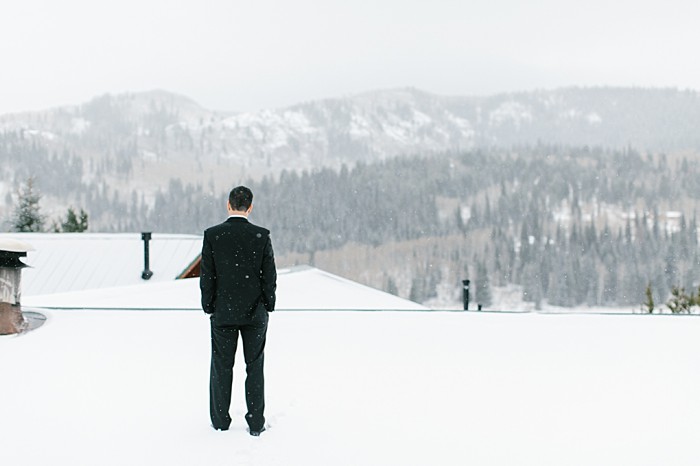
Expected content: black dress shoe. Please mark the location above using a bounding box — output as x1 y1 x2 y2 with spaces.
212 425 229 431
248 426 266 436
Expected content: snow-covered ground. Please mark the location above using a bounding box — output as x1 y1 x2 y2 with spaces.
3 309 700 466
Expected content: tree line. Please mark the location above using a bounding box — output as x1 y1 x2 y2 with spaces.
5 144 700 308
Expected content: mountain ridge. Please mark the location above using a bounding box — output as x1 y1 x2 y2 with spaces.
3 86 699 161
3 85 700 227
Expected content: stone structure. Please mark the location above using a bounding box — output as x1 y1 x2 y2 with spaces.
0 239 33 335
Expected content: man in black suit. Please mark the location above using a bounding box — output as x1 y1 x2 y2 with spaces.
200 186 276 435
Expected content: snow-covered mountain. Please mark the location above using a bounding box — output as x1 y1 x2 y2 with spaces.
3 86 700 177
3 85 700 228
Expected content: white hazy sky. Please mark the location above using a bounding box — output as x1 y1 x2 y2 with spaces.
1 0 699 114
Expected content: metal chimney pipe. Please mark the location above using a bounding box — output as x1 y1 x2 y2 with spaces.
462 279 470 311
0 240 32 335
141 232 153 280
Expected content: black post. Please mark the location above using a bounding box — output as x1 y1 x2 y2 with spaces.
141 232 153 280
462 279 470 310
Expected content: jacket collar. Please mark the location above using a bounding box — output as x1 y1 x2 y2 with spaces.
226 216 249 223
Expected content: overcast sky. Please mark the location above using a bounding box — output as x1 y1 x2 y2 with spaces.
1 0 699 114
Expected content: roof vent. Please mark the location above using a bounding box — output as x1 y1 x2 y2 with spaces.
0 239 33 335
141 232 153 280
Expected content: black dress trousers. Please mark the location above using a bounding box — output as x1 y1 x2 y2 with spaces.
209 312 268 432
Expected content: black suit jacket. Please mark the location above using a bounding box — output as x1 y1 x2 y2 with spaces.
200 217 277 325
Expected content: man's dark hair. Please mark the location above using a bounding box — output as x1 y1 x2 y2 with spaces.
229 186 253 211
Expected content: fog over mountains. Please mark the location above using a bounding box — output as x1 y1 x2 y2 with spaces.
3 86 700 214
2 86 700 177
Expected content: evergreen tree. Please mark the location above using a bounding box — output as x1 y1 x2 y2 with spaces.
619 263 644 306
548 252 580 307
602 261 619 305
424 266 440 301
385 275 398 296
667 286 693 314
60 207 89 232
642 283 654 314
11 177 45 232
578 255 597 305
664 243 678 289
409 276 425 303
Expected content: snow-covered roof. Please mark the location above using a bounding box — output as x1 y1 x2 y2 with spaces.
0 237 34 253
0 232 202 296
2 309 699 465
22 265 428 311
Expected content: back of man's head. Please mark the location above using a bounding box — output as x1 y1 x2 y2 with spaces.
229 186 253 212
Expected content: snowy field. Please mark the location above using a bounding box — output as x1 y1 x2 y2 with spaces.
3 309 700 466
